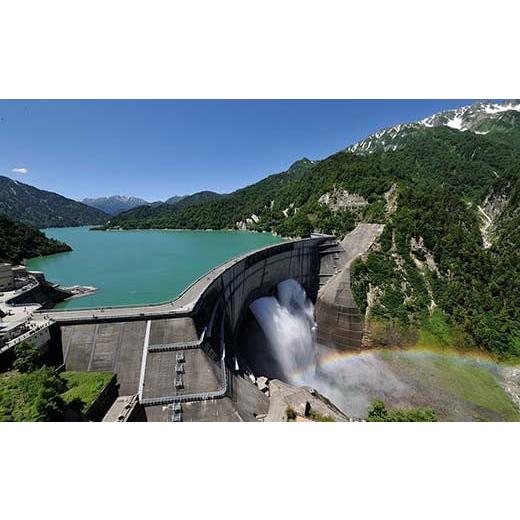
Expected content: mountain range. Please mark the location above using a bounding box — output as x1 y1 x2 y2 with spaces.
347 100 520 153
81 193 214 215
0 176 108 228
81 195 151 215
105 191 223 223
106 160 315 230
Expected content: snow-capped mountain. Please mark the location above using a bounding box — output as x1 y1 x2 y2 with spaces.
81 195 150 215
348 100 520 154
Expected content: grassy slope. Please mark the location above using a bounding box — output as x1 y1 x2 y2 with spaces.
0 368 66 421
60 371 113 414
380 349 520 421
0 370 114 421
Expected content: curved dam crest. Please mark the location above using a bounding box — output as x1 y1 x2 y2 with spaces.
28 228 284 309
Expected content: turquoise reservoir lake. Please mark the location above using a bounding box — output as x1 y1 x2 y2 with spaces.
27 227 284 309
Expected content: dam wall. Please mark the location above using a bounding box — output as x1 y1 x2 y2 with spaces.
39 230 380 421
192 237 331 341
43 237 334 421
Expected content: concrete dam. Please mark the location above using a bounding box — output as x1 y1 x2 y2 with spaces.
40 224 383 421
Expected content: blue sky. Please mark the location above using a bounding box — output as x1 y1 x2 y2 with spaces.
0 100 479 201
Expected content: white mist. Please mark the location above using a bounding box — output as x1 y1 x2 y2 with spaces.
249 279 318 386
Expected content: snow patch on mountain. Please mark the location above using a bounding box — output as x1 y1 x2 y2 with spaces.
347 100 520 154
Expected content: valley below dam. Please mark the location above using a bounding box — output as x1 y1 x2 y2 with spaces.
245 280 520 421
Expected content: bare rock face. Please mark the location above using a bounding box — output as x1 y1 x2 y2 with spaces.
409 236 440 275
318 188 368 211
478 191 509 248
263 379 350 422
236 214 261 230
384 184 398 216
500 367 520 413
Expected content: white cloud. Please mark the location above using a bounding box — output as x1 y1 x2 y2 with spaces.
12 167 29 174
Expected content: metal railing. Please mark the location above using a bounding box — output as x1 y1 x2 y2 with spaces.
146 328 206 353
0 325 51 354
141 327 227 408
141 363 227 406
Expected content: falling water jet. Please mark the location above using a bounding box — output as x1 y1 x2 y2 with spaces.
249 278 380 414
249 279 318 386
249 279 362 414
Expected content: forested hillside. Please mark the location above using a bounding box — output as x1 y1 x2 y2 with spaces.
106 159 315 230
106 101 520 358
0 214 71 264
110 190 222 223
0 176 108 228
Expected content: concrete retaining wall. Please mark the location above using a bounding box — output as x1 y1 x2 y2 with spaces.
84 374 119 421
9 282 71 309
315 224 384 350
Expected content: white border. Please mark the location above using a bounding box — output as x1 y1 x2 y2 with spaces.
0 1 518 99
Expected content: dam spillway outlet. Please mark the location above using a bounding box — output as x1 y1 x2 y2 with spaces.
247 278 377 418
249 279 318 386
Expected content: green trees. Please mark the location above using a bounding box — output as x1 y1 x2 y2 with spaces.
0 340 66 421
347 131 520 358
1 343 114 421
0 213 71 264
0 367 66 422
13 341 42 373
366 400 437 422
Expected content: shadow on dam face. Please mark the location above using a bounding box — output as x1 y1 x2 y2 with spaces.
235 279 319 385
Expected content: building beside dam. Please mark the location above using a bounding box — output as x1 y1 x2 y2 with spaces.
33 224 383 422
0 269 66 355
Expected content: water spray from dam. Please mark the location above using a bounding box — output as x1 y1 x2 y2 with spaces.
249 279 318 386
249 278 408 417
249 279 512 421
